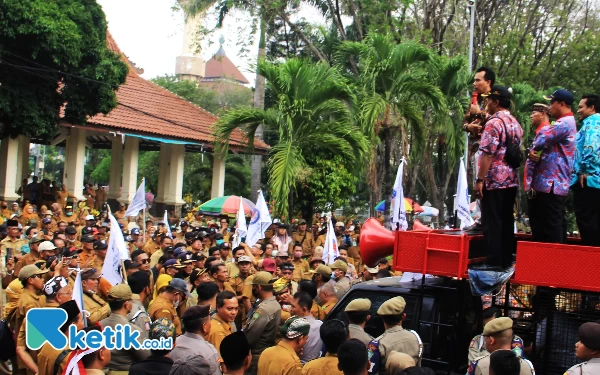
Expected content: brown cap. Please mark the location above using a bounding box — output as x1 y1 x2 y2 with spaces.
345 298 371 312
483 317 513 336
578 322 600 350
377 296 406 316
252 271 274 286
107 284 133 301
386 351 416 374
18 264 49 280
330 259 348 273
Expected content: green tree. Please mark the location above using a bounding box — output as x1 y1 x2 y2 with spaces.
0 0 128 139
215 58 368 218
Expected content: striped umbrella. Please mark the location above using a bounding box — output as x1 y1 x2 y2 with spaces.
199 196 256 216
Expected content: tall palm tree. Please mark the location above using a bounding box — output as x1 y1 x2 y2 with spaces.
214 58 369 218
335 33 447 219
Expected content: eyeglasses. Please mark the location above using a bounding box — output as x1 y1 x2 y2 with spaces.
30 274 42 279
139 259 149 264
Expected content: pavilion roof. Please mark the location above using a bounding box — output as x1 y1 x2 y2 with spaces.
203 45 250 84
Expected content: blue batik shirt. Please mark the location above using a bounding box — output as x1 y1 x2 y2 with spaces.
571 113 600 188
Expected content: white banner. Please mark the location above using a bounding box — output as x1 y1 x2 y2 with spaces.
390 159 408 231
232 197 248 248
246 190 272 247
322 217 339 264
101 212 129 286
72 270 84 313
125 178 146 217
163 210 173 238
456 158 474 229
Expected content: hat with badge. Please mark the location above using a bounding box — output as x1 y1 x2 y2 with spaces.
377 296 407 316
177 253 193 264
483 317 513 336
189 268 208 284
311 264 332 278
345 298 371 312
190 252 206 261
280 316 311 339
251 271 275 286
544 89 574 105
163 259 178 268
131 228 141 235
578 321 600 350
107 284 133 301
43 276 69 297
180 220 189 227
80 268 101 280
42 218 52 224
81 234 95 243
330 259 348 273
18 264 49 280
93 240 108 250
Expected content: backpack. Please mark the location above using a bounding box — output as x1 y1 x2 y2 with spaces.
0 320 16 361
496 115 523 169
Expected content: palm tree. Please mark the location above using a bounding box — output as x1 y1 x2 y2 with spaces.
214 58 369 218
335 33 447 219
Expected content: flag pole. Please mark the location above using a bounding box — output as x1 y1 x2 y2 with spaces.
143 206 146 243
77 266 87 327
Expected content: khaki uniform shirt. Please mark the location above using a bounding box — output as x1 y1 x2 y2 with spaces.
349 324 373 346
318 299 338 321
258 341 303 375
16 289 47 371
128 294 152 342
468 350 534 375
149 249 164 268
14 251 41 278
564 358 600 375
99 313 150 370
291 259 309 282
468 334 524 363
83 292 110 325
148 294 182 336
37 343 70 375
375 325 423 367
244 296 282 355
0 237 27 276
226 261 240 280
333 277 350 300
290 231 315 257
302 354 343 375
207 314 235 356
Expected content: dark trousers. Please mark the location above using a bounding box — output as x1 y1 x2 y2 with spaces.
528 191 567 243
481 186 517 268
573 185 600 246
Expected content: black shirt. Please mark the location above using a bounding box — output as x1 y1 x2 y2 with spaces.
129 355 173 375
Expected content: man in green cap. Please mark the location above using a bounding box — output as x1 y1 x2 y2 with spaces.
100 284 150 373
467 317 534 375
330 259 350 299
367 296 422 374
311 264 332 305
13 236 44 276
258 316 310 375
345 298 373 346
244 271 282 375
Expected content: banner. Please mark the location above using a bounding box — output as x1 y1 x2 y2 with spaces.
390 159 408 230
322 217 339 264
246 190 272 247
124 178 146 217
456 158 474 229
163 210 173 238
232 197 248 248
101 212 129 286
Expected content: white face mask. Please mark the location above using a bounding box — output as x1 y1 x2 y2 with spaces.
173 296 181 309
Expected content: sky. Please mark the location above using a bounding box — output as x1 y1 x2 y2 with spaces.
97 0 327 87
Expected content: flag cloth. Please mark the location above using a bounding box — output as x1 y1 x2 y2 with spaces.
232 196 248 248
163 210 173 238
390 159 408 230
72 270 84 314
246 190 272 247
456 158 474 229
322 217 339 264
101 212 129 286
124 178 146 216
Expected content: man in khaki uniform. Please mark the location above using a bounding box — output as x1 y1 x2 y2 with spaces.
229 255 253 328
1 220 28 273
127 270 152 341
258 316 309 375
81 268 110 325
78 235 97 269
368 296 423 374
100 284 150 373
15 265 49 375
468 307 524 363
13 236 44 276
330 260 350 299
290 245 309 282
467 317 534 375
345 298 373 346
290 219 315 257
564 321 600 375
148 278 189 336
244 271 282 375
317 282 338 321
207 291 238 355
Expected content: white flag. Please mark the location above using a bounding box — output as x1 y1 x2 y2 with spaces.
456 158 474 229
246 190 272 247
125 178 146 216
232 197 248 248
390 159 408 231
101 212 129 286
72 269 84 313
164 210 173 238
322 217 339 264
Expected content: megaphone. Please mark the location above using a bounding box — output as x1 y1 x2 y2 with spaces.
412 219 432 231
359 218 395 267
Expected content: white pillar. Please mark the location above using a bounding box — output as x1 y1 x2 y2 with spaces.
164 144 185 205
15 136 30 185
107 136 123 200
64 128 86 200
0 137 20 201
211 152 226 198
118 137 139 203
155 143 171 203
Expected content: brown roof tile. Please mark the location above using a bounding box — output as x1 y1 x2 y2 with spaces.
203 46 250 84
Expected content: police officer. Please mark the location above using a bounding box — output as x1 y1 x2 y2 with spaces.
80 268 111 325
469 307 524 362
564 321 600 375
244 271 282 375
100 284 150 373
467 317 534 375
345 298 373 346
368 296 423 373
127 270 152 341
258 316 309 375
330 259 350 299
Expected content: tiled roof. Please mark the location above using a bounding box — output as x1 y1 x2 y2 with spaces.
80 33 267 152
203 45 250 84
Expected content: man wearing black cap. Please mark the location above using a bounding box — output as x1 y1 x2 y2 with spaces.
78 234 96 268
65 226 81 249
474 86 523 271
1 219 27 274
291 219 314 258
564 321 600 374
176 221 189 242
525 91 577 244
170 305 222 374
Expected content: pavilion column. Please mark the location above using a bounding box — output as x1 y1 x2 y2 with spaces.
211 152 226 198
154 143 171 215
106 136 123 211
15 136 30 185
0 137 20 202
164 144 185 206
118 137 139 203
64 128 86 201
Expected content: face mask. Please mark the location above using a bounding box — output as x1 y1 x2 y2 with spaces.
66 212 73 217
2 205 7 209
216 239 224 245
173 298 180 309
67 238 75 243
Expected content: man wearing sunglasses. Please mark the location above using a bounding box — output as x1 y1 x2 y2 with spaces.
81 267 110 325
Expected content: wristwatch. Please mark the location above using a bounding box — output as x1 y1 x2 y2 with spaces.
476 178 484 183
